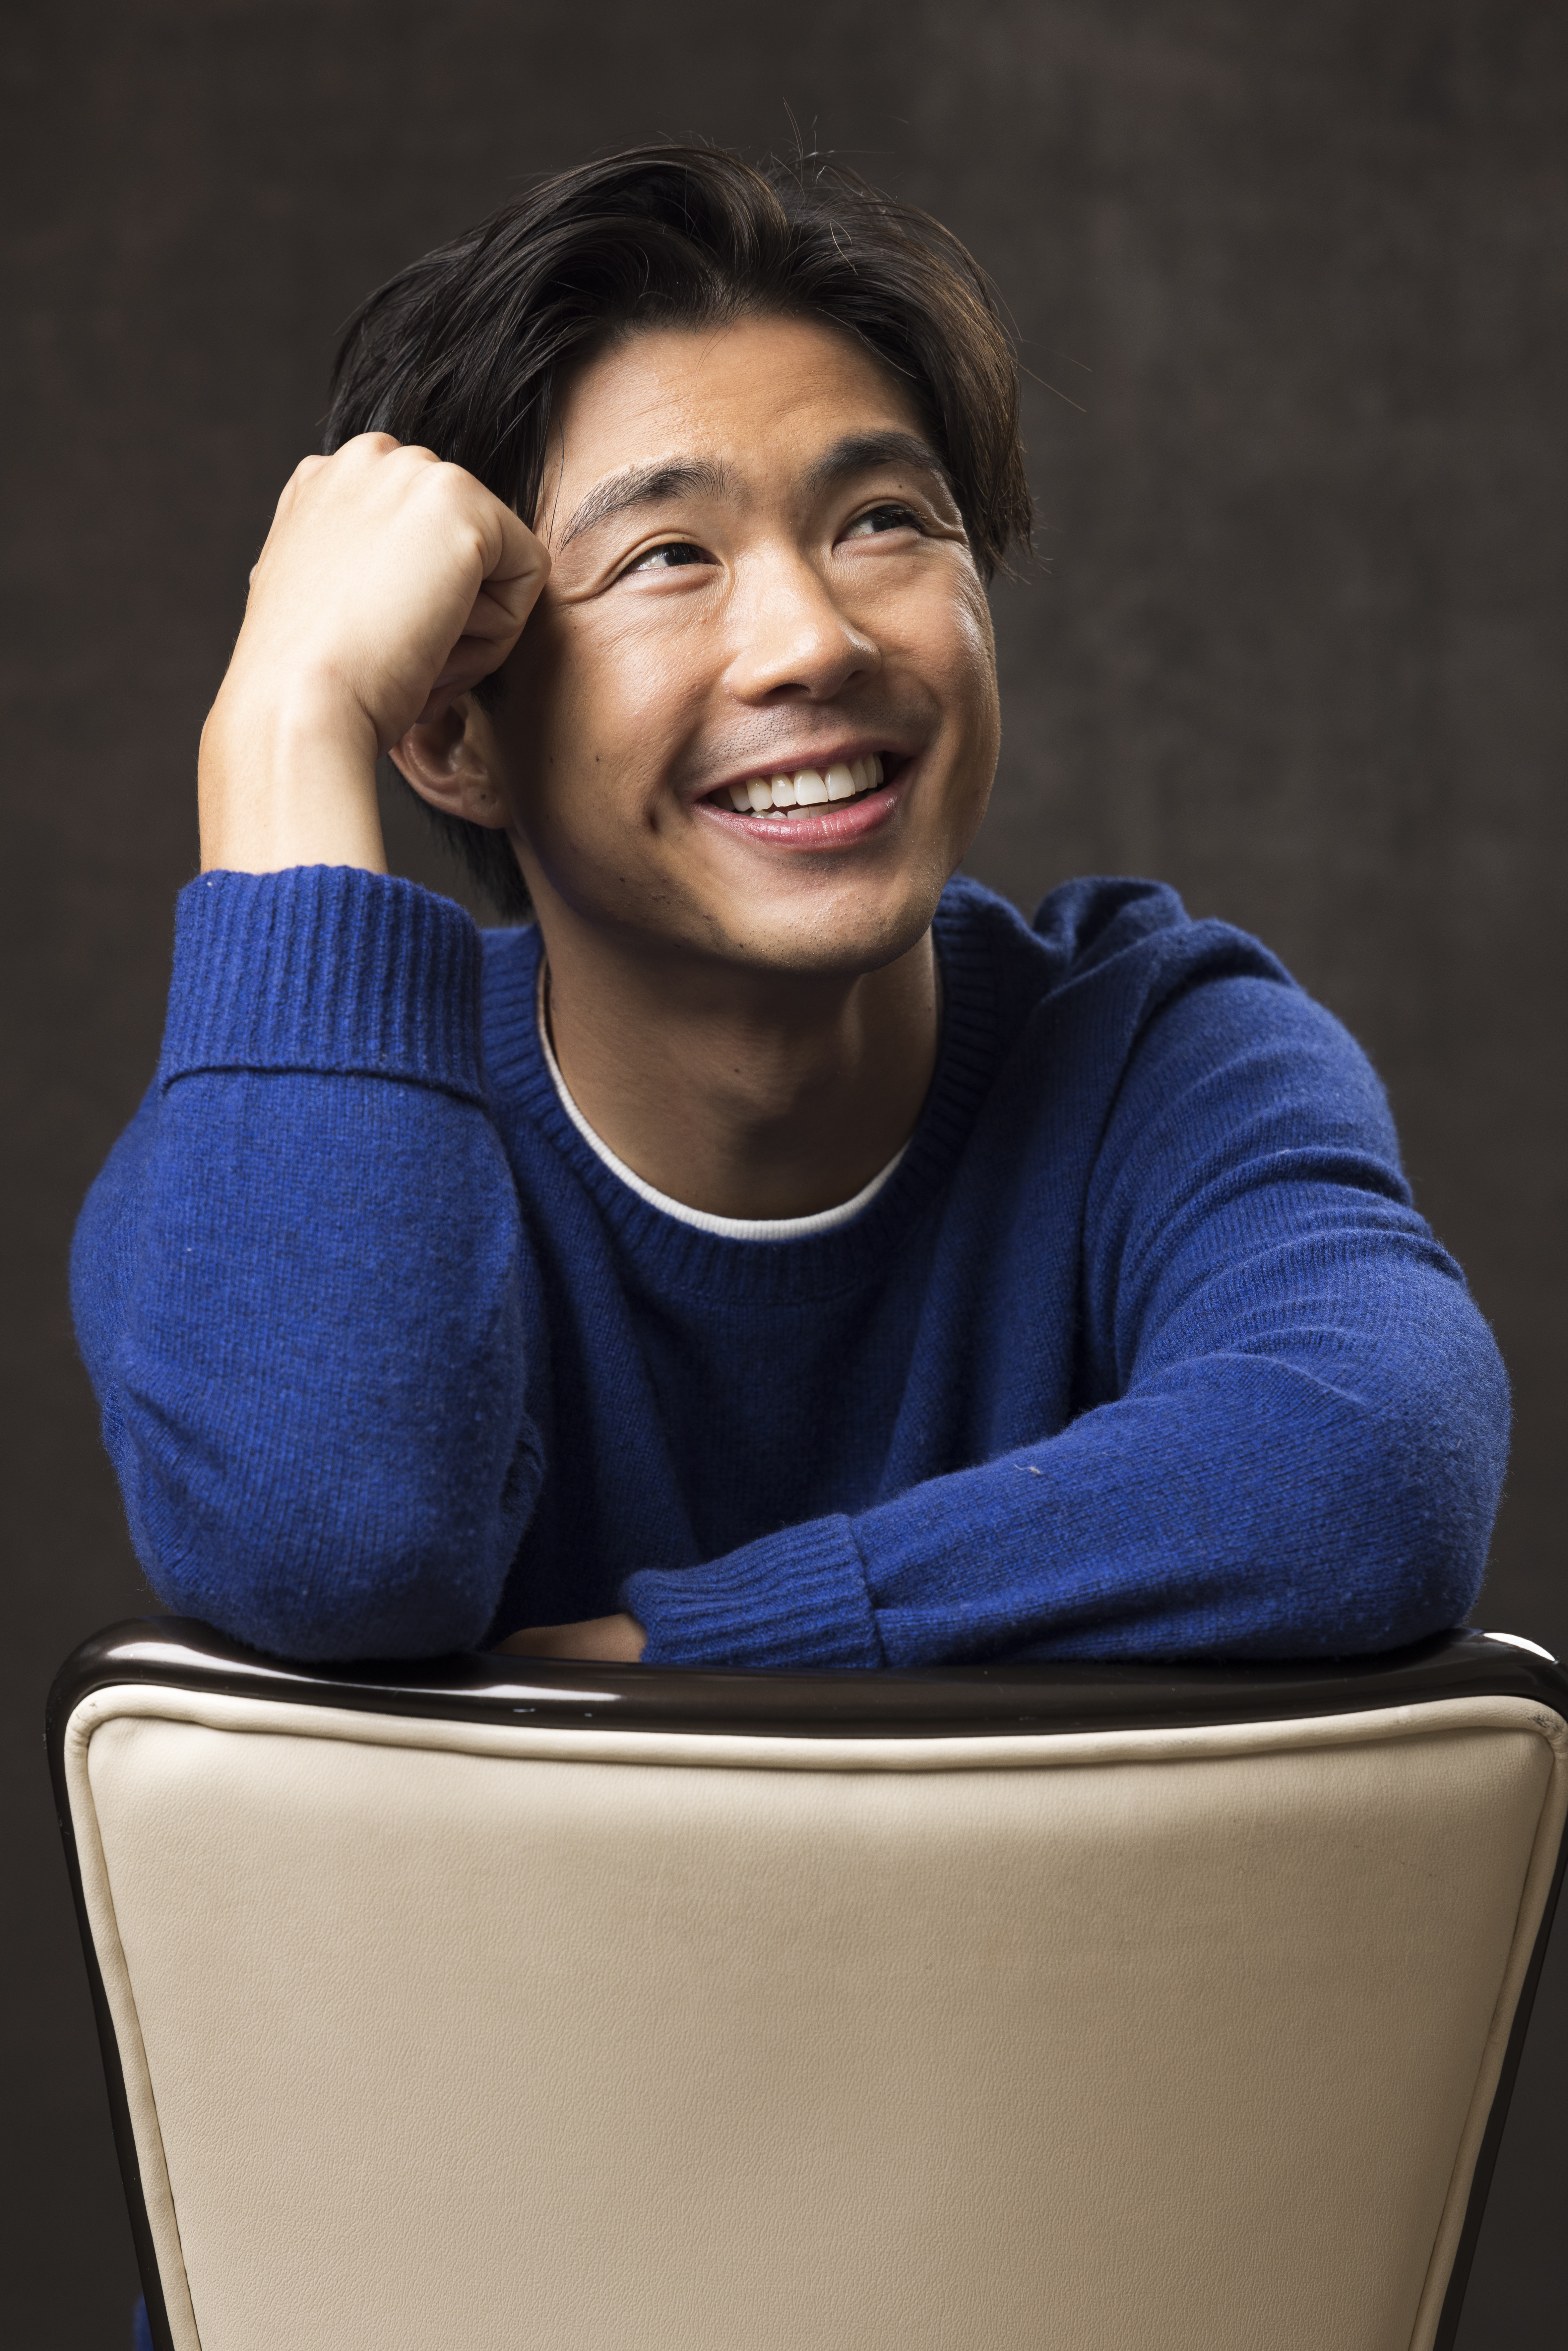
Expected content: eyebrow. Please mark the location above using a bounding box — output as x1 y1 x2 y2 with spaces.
555 430 956 550
558 460 732 548
802 429 955 503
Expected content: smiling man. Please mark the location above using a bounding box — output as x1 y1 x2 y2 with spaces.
73 144 1508 1671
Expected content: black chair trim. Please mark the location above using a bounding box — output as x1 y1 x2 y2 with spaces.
46 1615 1568 1744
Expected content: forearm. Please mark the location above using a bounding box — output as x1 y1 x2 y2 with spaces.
199 676 386 874
865 1311 1508 1666
625 1287 1507 1673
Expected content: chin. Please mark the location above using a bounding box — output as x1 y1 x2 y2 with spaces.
700 872 949 980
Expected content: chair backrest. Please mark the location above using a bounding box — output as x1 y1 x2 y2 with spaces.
50 1623 1568 2351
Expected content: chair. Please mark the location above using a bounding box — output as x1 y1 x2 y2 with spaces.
49 1618 1568 2351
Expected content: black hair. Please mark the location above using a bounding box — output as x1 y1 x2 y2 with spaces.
325 143 1032 919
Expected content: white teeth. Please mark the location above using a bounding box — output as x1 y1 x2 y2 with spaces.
720 756 890 816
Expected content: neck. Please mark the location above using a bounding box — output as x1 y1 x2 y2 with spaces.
537 920 940 1222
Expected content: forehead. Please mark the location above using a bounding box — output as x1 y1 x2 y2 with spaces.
546 314 929 509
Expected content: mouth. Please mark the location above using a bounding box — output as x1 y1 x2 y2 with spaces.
706 752 894 818
694 752 909 846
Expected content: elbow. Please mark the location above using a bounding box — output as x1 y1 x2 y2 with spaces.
1323 1363 1511 1653
117 1431 537 1665
1337 1520 1491 1655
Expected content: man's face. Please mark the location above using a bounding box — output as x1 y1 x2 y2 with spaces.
490 312 1001 977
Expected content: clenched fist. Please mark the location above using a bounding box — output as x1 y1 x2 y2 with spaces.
199 434 549 874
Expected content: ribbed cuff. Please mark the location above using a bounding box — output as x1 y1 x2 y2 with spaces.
626 1515 885 1671
158 867 484 1100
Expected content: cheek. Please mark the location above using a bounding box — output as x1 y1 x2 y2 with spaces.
514 600 708 778
923 589 1000 859
918 581 1000 754
501 605 599 763
495 619 680 871
956 575 1000 692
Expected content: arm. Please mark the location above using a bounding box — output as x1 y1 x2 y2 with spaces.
72 436 553 1659
621 978 1510 1668
71 869 546 1659
199 431 547 877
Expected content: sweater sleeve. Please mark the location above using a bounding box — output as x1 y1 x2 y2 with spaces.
70 867 543 1661
624 976 1511 1669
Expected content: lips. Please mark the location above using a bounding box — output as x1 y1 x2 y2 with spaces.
707 753 887 818
695 753 908 848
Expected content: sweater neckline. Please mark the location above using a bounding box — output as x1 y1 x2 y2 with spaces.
534 964 911 1241
478 885 1003 1303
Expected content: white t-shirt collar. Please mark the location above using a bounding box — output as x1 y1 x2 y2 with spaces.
535 970 907 1240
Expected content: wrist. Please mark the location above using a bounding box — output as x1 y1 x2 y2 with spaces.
199 672 387 875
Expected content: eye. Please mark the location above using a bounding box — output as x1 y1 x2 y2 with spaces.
621 540 712 574
843 502 922 540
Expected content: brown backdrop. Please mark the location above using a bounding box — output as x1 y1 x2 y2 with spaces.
4 3 1564 2338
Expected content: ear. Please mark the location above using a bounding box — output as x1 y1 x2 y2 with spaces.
387 696 511 831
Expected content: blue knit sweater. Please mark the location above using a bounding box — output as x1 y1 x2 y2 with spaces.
72 865 1508 1667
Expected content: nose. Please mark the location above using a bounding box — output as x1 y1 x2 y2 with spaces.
724 548 881 704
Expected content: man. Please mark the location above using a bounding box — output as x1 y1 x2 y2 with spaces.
73 144 1507 1670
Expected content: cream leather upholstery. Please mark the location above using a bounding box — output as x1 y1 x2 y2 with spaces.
62 1681 1568 2351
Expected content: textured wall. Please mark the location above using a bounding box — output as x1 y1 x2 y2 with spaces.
3 3 1564 2339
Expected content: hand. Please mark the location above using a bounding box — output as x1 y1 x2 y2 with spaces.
199 433 549 874
493 1613 647 1664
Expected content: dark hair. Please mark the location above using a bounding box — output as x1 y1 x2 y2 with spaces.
325 144 1032 919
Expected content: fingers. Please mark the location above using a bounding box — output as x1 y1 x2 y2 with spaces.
481 495 552 602
266 451 330 535
347 435 551 642
416 627 521 725
493 1614 646 1663
232 430 550 754
437 490 551 695
456 485 552 652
